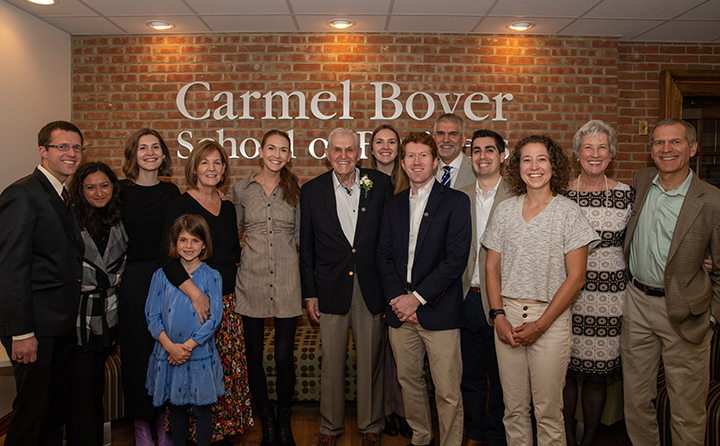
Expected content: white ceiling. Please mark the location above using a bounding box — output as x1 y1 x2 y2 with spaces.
4 0 720 42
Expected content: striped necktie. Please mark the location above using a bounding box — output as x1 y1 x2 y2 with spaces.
61 186 70 207
440 166 451 187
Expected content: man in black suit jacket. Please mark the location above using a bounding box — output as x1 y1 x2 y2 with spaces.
300 128 392 446
0 121 85 446
377 132 471 446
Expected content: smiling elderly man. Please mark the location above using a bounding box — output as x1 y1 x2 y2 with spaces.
300 127 393 446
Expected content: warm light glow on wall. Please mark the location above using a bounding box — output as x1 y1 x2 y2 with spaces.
27 0 55 5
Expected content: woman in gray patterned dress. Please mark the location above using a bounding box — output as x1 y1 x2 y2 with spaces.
562 120 634 446
233 130 301 446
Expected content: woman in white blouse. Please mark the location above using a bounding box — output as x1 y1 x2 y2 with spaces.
482 135 599 446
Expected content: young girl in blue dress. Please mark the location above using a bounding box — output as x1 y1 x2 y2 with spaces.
145 214 225 446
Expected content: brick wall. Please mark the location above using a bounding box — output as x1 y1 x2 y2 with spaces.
72 34 720 186
73 33 626 187
616 43 720 180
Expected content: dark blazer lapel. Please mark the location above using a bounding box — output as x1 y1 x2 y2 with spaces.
667 173 704 264
354 171 370 244
321 171 351 247
34 169 83 250
398 190 410 258
415 181 443 256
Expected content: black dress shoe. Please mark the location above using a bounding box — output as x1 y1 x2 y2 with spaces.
383 415 399 437
407 438 434 446
398 417 412 439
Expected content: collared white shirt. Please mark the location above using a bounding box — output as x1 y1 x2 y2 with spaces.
435 154 463 188
332 168 360 245
471 177 501 286
406 180 435 304
38 164 65 197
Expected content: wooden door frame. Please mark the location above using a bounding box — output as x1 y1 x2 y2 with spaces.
659 70 720 120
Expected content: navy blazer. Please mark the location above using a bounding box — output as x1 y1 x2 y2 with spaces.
0 168 84 337
377 180 471 330
299 168 392 315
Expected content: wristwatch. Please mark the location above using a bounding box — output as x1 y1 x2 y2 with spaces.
489 309 505 320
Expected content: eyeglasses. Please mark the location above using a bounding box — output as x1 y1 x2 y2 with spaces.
45 144 85 152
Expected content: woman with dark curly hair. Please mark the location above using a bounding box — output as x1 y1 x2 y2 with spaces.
66 162 128 446
481 135 599 445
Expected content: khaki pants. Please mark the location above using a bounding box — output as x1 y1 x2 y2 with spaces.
390 323 463 446
621 282 712 446
494 298 572 446
318 277 385 435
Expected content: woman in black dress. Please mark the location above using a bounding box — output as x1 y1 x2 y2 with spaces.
66 162 128 446
367 124 412 439
119 129 179 446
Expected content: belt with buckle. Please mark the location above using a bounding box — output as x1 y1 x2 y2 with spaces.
469 286 482 294
632 278 665 297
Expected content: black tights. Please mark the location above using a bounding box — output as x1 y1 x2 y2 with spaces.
562 376 607 446
242 316 298 410
168 403 211 446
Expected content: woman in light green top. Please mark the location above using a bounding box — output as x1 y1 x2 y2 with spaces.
233 130 301 446
482 135 598 446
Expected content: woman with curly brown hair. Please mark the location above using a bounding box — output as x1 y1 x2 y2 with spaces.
481 135 599 446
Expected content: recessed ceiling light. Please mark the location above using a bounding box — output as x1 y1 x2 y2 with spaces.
327 19 356 30
27 0 55 5
507 21 535 32
146 20 175 31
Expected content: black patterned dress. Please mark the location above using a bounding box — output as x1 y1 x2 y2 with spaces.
564 183 634 382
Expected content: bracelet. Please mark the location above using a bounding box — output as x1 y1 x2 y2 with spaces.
534 321 546 334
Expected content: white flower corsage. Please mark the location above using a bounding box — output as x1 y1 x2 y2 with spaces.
360 174 373 198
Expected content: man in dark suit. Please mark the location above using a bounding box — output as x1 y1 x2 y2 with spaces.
459 130 512 446
0 121 85 446
377 131 471 446
300 127 392 446
622 118 720 446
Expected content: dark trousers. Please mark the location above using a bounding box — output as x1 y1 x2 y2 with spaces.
242 315 298 410
1 329 76 446
169 403 212 446
65 344 115 446
460 291 506 445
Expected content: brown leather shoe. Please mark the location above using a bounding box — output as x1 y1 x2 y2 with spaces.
362 432 381 446
463 440 488 446
318 434 336 446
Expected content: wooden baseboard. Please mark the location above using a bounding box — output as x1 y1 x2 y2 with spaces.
0 411 11 438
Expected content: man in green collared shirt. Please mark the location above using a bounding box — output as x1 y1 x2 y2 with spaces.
622 118 720 446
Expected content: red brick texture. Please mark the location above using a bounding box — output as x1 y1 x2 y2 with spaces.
71 33 720 187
